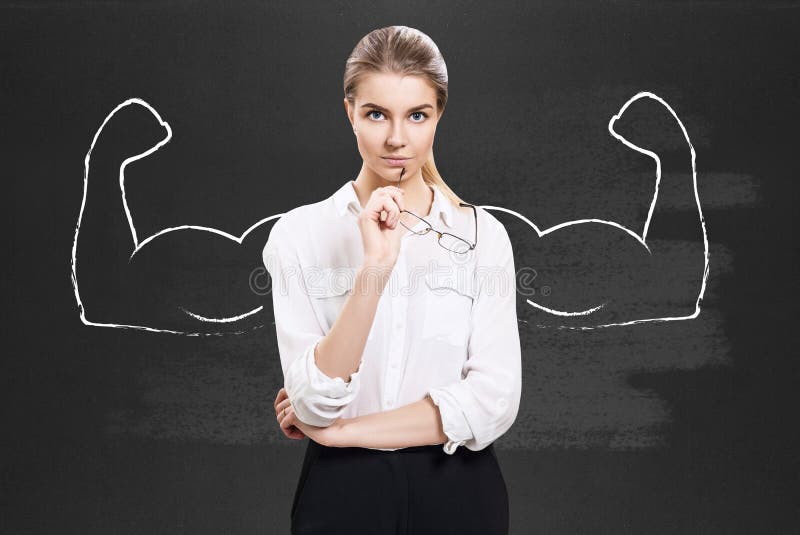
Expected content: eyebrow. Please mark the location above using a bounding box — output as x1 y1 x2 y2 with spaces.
360 103 434 113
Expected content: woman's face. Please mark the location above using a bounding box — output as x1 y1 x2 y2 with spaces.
345 72 441 184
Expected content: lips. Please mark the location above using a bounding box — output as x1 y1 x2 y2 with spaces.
382 156 410 166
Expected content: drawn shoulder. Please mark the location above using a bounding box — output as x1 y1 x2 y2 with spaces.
475 205 510 243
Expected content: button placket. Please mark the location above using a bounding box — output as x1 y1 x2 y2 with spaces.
384 252 407 410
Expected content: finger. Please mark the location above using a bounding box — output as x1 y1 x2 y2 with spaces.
367 189 403 225
279 405 294 425
282 424 305 439
280 406 297 430
277 406 295 428
285 412 306 438
275 399 292 420
286 428 305 439
274 387 287 409
279 411 290 428
286 422 306 439
377 192 403 226
382 187 405 213
280 417 305 439
385 185 404 194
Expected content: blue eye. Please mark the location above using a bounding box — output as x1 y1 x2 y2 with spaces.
410 111 428 122
367 110 383 120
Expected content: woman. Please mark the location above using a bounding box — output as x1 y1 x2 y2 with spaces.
264 25 521 534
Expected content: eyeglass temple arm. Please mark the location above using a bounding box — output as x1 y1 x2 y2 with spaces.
458 202 477 248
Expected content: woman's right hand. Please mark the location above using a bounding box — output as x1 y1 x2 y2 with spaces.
357 185 406 267
275 387 305 440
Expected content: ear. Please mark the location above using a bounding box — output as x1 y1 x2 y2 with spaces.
343 98 355 128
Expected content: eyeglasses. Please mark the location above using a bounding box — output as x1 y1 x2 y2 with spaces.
396 168 477 255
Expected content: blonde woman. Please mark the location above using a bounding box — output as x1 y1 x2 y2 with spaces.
265 25 521 534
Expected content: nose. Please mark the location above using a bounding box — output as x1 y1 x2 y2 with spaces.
386 120 407 148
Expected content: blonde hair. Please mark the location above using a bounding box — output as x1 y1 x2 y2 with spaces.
343 25 467 207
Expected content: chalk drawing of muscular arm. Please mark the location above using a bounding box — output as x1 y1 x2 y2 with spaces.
488 91 709 329
71 99 276 336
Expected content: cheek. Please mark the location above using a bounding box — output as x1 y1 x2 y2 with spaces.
356 131 382 155
417 126 436 149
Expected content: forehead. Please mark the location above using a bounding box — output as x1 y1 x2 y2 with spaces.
356 72 436 109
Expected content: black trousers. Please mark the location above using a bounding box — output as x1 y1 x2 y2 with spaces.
290 439 509 535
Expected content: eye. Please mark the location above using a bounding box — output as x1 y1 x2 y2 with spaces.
366 110 429 122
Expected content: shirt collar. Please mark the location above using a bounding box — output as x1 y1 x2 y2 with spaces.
332 180 454 228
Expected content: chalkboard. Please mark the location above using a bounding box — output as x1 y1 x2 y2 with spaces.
4 2 797 533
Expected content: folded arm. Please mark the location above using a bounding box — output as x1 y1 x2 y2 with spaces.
332 218 522 454
264 219 365 427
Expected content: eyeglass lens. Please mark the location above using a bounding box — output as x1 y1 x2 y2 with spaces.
438 233 472 254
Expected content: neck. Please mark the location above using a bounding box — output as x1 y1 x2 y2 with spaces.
353 164 434 218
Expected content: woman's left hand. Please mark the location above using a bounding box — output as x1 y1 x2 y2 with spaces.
274 387 345 447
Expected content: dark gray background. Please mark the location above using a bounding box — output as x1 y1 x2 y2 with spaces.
2 1 798 533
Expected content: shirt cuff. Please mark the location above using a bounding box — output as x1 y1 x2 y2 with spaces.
285 339 363 427
427 389 473 455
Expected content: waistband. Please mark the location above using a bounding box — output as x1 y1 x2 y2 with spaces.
307 439 494 457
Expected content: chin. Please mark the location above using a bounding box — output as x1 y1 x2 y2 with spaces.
372 165 404 182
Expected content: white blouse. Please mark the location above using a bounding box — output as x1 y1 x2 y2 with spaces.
262 180 521 455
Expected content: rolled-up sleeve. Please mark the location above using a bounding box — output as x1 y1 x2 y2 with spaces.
427 218 521 455
263 218 363 427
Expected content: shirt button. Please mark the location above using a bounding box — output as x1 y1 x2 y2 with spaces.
386 399 393 407
394 322 402 330
390 362 398 369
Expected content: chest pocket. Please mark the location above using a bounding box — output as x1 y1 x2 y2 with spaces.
421 272 475 348
309 267 375 340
